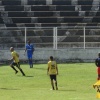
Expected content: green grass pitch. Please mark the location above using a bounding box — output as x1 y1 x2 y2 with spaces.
0 63 98 100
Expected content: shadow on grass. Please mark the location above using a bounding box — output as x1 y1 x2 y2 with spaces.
17 75 34 77
34 67 46 70
0 88 20 90
58 89 76 92
25 75 34 77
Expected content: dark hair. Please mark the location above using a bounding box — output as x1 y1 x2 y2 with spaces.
50 56 53 60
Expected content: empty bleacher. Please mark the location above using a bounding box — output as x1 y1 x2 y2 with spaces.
0 0 100 48
0 0 100 26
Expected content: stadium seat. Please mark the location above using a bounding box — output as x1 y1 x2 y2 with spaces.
81 5 92 11
31 5 75 11
41 23 61 27
60 11 79 16
92 17 100 22
64 17 84 23
25 23 35 27
78 0 93 5
85 37 100 42
38 17 57 23
6 24 17 27
2 0 21 5
5 6 24 11
0 0 100 48
0 18 4 23
28 0 46 5
8 12 27 17
53 0 71 5
96 11 100 16
12 18 31 23
56 5 75 11
33 11 53 17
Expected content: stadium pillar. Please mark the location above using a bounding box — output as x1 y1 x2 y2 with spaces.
25 27 27 48
83 27 86 49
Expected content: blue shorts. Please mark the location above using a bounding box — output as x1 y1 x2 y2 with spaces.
27 54 33 59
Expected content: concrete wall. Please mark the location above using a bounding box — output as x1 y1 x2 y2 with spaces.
0 48 100 63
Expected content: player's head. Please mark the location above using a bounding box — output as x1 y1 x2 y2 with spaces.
10 47 14 52
50 56 53 61
98 53 100 57
27 40 31 45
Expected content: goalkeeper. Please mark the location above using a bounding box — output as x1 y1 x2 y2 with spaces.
25 40 34 68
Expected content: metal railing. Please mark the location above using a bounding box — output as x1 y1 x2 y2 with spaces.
0 26 100 49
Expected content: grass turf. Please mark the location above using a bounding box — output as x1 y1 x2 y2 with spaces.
0 63 98 100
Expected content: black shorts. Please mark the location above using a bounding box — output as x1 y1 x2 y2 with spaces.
11 62 20 67
50 75 56 81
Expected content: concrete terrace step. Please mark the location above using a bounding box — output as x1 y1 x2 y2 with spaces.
1 11 100 17
0 16 100 23
0 23 98 27
0 5 99 11
0 0 96 6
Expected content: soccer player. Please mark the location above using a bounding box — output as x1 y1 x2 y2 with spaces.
9 47 25 76
25 40 34 68
47 56 58 90
95 53 100 80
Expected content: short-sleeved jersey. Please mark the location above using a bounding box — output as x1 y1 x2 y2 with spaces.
26 44 34 55
95 58 100 67
11 51 19 63
48 61 57 75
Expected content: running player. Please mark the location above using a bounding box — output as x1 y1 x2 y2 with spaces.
95 53 100 80
25 40 34 68
9 47 25 76
47 56 58 90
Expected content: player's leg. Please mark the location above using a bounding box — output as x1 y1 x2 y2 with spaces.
29 54 33 68
16 62 25 76
27 54 33 68
98 74 100 80
53 75 58 90
97 67 100 80
28 58 32 68
10 62 18 74
28 59 33 68
50 75 55 90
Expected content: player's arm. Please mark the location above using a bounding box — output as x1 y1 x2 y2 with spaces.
95 59 98 67
32 44 35 54
32 47 34 53
25 48 27 52
9 55 15 61
47 63 49 75
24 45 27 55
56 64 58 75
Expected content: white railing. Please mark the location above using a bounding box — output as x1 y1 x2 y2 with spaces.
0 26 100 49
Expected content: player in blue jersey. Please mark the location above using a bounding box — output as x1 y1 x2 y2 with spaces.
25 40 34 68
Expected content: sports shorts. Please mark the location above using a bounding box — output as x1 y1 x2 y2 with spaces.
11 62 20 67
27 53 33 59
97 67 100 74
50 75 56 81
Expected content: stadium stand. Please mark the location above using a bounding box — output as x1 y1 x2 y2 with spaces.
0 0 100 48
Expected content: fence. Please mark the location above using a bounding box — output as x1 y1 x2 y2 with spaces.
0 26 100 50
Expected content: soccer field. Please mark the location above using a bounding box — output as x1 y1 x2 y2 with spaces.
0 63 98 100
